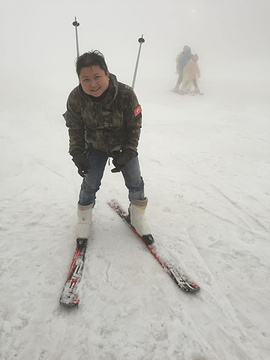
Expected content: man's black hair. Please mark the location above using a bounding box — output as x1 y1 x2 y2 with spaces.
76 50 108 76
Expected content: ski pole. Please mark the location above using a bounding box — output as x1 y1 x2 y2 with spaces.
131 35 145 89
72 17 80 59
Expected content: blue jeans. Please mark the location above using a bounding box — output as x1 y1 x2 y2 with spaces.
79 149 145 206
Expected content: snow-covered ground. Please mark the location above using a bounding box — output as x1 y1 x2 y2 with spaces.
0 74 269 360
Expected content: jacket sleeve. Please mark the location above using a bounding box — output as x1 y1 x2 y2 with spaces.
62 90 86 156
121 88 142 157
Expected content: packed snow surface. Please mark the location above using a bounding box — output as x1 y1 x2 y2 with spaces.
0 76 269 360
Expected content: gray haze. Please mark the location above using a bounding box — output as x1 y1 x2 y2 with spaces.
1 0 270 106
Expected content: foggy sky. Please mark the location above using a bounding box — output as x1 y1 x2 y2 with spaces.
1 0 270 106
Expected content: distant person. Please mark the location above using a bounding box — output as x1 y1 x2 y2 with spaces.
63 50 153 245
179 54 201 95
173 45 193 93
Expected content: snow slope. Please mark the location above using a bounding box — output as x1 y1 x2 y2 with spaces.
0 77 269 360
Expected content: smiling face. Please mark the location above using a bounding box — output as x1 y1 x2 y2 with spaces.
79 65 110 97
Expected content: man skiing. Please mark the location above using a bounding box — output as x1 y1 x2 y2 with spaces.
173 45 193 93
63 50 153 245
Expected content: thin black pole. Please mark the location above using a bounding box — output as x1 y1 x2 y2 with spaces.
131 35 145 89
72 17 80 59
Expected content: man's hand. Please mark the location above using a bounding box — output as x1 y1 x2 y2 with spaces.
111 151 132 173
72 153 90 177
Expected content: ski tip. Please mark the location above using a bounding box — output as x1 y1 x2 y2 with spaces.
179 282 200 293
169 267 200 292
60 302 79 308
59 298 80 308
189 284 200 292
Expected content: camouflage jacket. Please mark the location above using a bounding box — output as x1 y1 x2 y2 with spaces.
63 74 142 158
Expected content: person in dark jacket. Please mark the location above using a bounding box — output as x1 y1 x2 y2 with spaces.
63 50 153 245
173 45 193 93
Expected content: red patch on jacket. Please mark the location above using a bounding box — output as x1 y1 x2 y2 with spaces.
134 105 142 116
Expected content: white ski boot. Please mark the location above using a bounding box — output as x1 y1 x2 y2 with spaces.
129 197 154 245
76 203 93 240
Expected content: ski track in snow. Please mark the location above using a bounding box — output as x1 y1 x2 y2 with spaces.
1 78 270 360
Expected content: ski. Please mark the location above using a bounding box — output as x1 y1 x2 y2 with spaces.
108 199 200 292
170 89 204 96
59 238 88 307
